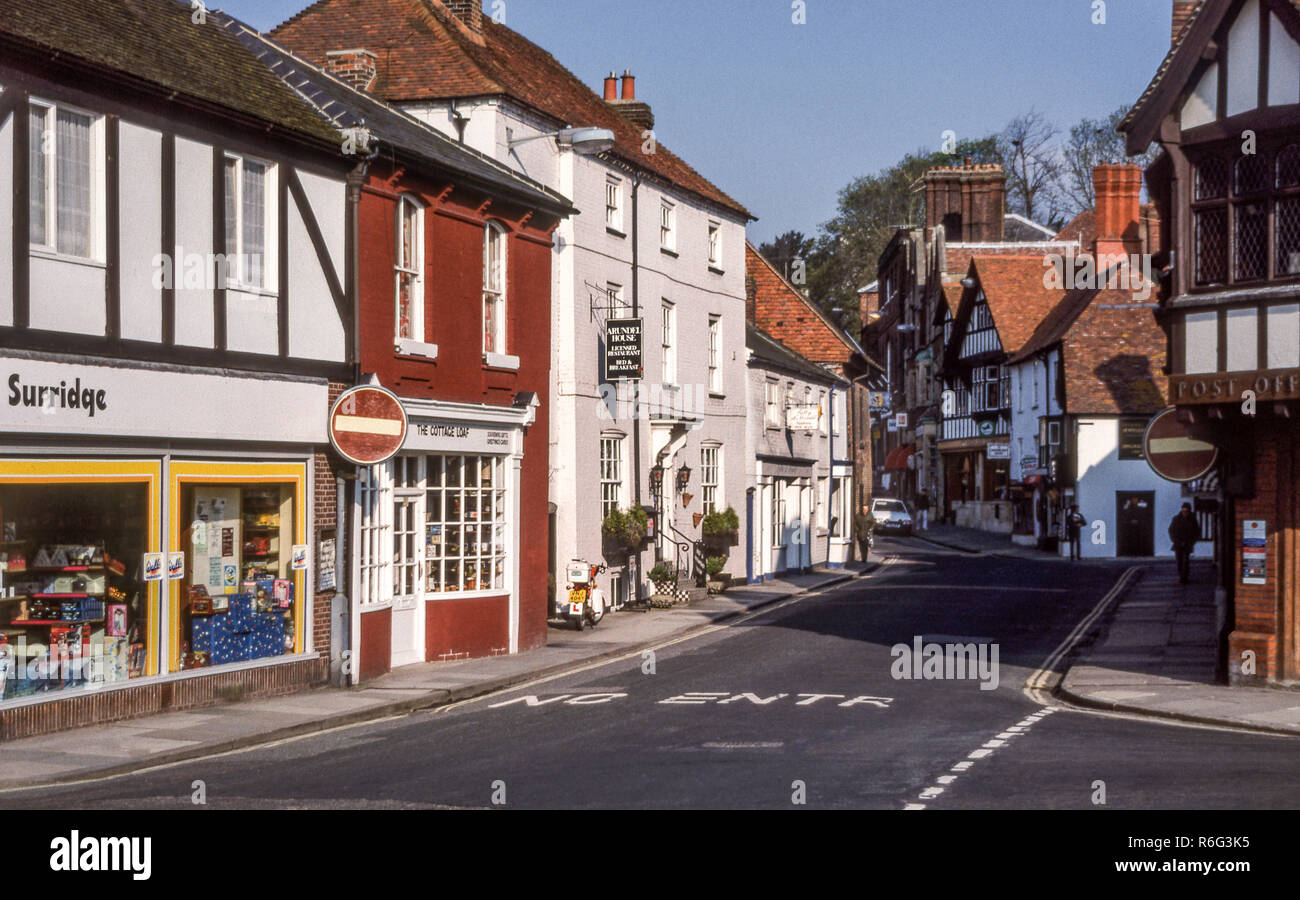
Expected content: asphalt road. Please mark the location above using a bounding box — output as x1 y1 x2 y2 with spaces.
7 538 1300 810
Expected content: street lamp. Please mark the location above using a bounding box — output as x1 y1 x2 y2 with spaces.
507 126 616 156
676 465 692 494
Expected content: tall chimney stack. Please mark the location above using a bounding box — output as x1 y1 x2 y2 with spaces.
923 162 1006 244
1093 164 1144 260
1172 0 1198 45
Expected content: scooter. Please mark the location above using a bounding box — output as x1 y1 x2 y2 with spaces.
562 561 607 631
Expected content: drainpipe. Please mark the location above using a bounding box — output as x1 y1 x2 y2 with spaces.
827 383 835 567
631 175 642 509
745 487 755 584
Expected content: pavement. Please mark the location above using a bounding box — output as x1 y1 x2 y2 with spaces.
1059 559 1300 736
0 563 872 790
913 525 1300 734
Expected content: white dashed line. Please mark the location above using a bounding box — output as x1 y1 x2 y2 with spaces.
904 707 1059 808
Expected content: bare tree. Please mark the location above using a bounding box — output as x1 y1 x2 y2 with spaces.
998 110 1066 228
1062 105 1162 214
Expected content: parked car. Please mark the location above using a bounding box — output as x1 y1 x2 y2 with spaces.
871 498 913 536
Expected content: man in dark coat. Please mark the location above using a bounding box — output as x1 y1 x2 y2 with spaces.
1066 505 1086 561
1169 502 1200 584
854 507 874 561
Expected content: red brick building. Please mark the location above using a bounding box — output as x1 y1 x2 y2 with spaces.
244 30 573 679
1123 0 1300 683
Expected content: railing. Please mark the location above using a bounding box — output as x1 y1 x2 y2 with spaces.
667 523 699 587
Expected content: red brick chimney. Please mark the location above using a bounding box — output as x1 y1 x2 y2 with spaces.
924 161 1006 243
325 49 377 92
603 72 618 101
1093 164 1144 259
1172 0 1198 45
606 69 654 130
446 0 483 33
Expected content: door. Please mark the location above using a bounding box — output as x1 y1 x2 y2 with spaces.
1116 491 1155 557
391 455 425 668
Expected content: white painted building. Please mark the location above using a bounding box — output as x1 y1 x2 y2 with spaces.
745 325 852 581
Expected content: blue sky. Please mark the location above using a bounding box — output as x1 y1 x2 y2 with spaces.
222 0 1175 244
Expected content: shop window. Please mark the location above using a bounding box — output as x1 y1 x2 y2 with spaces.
0 483 149 699
179 485 297 671
425 456 507 594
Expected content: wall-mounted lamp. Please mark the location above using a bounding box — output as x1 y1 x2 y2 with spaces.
676 465 692 494
507 126 616 156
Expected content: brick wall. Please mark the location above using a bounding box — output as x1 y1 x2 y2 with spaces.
312 381 348 657
1228 421 1285 683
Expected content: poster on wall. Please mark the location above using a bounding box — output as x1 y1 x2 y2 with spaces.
143 553 164 582
318 536 336 592
291 545 309 571
193 488 241 595
1242 519 1267 585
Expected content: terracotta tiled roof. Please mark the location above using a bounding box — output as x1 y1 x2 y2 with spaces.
272 0 750 219
968 255 1065 356
218 14 573 215
746 243 865 364
944 241 1067 276
1053 209 1096 246
1060 295 1168 416
0 0 341 145
746 323 846 385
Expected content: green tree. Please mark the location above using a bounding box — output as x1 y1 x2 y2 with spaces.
758 230 816 288
804 136 1000 336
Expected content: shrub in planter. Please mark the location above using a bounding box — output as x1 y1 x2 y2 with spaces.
647 562 678 607
601 507 648 553
705 555 731 593
702 507 740 547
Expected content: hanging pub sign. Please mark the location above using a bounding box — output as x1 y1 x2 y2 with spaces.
604 318 643 381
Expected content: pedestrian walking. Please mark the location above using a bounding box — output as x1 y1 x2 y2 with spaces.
916 489 930 530
854 506 874 561
1066 504 1087 561
1169 502 1200 584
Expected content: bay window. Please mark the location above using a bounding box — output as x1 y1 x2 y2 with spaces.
1193 145 1300 287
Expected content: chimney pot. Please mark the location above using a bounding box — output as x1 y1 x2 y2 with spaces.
604 72 618 101
621 69 636 101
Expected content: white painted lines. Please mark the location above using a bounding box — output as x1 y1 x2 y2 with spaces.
903 707 1060 810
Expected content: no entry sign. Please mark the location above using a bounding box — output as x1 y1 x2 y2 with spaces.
329 386 408 466
1143 407 1218 483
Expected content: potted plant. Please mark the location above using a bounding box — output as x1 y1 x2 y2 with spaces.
601 507 648 556
702 507 740 549
648 562 677 606
705 555 730 593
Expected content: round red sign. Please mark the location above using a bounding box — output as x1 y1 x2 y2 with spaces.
1143 407 1218 483
328 386 408 466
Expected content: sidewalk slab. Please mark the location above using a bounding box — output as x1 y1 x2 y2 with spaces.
0 563 872 790
1058 562 1300 737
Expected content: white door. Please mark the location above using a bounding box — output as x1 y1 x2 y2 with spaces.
391 457 424 668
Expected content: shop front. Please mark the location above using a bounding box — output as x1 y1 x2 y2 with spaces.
351 397 534 681
0 351 328 738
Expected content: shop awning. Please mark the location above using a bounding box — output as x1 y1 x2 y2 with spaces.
884 445 916 471
1023 474 1044 487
